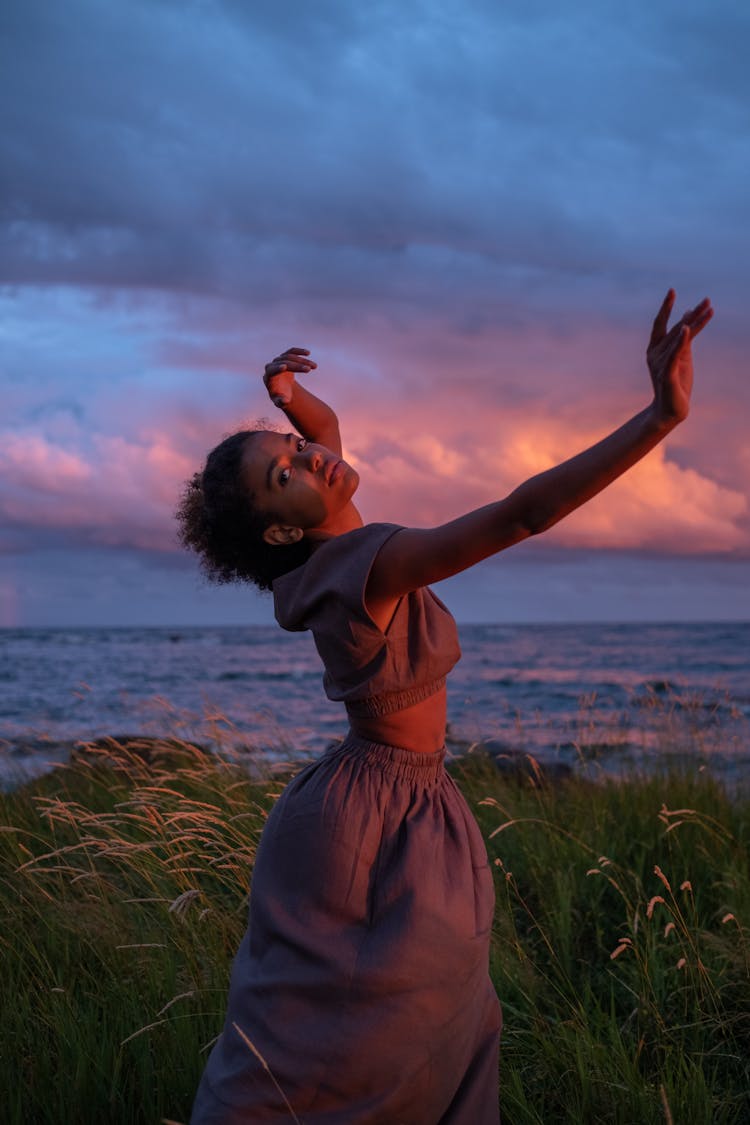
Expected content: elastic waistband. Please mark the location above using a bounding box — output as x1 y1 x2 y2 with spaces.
344 676 446 719
328 732 446 783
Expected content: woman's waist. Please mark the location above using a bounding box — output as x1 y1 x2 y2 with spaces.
346 686 447 754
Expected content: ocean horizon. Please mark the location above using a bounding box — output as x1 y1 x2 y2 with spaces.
2 621 748 790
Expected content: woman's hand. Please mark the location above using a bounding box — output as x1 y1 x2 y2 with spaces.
263 347 317 408
647 290 713 425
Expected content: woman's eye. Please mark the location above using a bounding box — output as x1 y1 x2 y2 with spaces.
279 467 291 486
297 438 307 452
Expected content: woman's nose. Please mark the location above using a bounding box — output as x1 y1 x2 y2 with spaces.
302 447 322 472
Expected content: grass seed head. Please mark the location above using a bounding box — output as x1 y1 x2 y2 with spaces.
168 888 201 916
654 865 672 892
646 895 665 919
610 937 633 960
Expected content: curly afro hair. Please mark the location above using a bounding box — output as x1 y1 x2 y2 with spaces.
175 426 313 591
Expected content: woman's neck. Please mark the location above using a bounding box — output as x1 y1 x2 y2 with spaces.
306 502 364 549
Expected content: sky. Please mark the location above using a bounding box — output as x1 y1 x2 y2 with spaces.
1 0 748 627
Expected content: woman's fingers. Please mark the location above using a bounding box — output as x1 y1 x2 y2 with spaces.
662 304 712 367
661 324 688 362
668 301 713 345
684 297 711 320
650 294 713 355
278 347 317 366
265 355 317 377
649 289 675 347
685 300 714 339
270 361 315 373
263 347 316 407
268 353 317 374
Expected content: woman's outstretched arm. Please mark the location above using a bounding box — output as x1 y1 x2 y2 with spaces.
263 347 343 456
366 291 714 602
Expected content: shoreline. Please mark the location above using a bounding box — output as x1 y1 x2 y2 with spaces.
3 727 748 799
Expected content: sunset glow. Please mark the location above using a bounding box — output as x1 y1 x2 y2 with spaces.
2 1 748 624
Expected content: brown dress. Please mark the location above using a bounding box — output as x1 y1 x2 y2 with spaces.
190 524 502 1124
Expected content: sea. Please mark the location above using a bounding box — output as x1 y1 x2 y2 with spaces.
1 622 748 791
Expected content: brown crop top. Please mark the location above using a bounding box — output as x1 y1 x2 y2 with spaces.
272 522 461 719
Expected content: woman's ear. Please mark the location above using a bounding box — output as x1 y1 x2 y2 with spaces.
262 523 304 547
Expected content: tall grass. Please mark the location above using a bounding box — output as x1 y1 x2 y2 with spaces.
1 716 748 1124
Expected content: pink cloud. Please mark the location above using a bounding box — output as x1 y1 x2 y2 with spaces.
2 302 748 562
1 434 91 491
0 427 193 551
345 403 748 555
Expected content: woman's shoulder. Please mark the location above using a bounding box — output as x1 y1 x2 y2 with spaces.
272 522 404 631
276 522 403 579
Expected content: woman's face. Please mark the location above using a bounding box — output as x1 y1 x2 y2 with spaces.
241 431 359 543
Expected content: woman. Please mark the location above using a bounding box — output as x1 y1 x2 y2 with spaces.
178 290 712 1124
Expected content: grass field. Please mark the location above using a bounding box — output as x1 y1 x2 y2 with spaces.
1 733 748 1124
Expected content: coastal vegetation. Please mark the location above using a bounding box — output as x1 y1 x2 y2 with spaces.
1 725 748 1124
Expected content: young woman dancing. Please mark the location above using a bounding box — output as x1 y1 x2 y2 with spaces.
178 290 712 1124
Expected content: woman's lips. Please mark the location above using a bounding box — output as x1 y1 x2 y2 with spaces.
328 459 343 484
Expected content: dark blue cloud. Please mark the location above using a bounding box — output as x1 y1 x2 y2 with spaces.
2 0 747 313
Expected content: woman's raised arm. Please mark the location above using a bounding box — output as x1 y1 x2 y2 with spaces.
366 291 713 603
263 347 343 456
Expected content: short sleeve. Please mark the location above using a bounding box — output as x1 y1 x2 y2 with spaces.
272 523 405 634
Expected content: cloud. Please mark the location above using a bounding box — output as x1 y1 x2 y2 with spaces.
1 433 91 490
347 399 749 553
1 277 747 564
1 0 749 630
545 447 748 553
2 0 749 319
1 390 746 563
0 426 193 551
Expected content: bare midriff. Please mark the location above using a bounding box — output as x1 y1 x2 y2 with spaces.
347 684 447 754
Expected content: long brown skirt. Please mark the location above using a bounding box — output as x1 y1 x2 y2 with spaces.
190 733 502 1124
